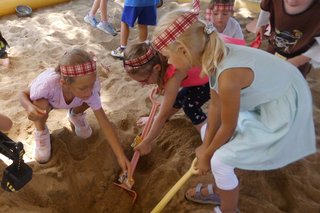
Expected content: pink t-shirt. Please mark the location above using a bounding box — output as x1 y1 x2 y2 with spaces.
30 68 102 111
164 65 208 87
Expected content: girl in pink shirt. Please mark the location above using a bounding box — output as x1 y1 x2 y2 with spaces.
123 42 210 155
20 49 131 176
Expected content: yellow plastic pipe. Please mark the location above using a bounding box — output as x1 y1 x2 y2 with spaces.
0 0 71 17
151 158 199 213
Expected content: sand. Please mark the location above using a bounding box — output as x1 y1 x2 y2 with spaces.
0 0 319 212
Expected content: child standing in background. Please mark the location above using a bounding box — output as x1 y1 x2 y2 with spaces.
256 0 320 77
205 0 244 39
152 8 315 212
19 49 131 177
123 42 210 155
111 0 159 59
84 0 117 36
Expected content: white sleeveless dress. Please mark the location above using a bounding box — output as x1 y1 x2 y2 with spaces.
209 44 316 170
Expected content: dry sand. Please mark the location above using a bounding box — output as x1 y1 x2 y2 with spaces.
0 0 319 212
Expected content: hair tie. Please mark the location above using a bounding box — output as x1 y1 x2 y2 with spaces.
204 22 216 35
144 40 151 45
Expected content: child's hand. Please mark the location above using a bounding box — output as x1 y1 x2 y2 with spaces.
136 116 149 127
287 55 310 67
117 155 132 177
195 145 211 175
156 87 165 96
27 104 47 121
257 25 268 40
134 140 152 156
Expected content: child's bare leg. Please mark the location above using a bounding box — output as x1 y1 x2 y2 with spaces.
138 24 148 42
99 0 107 21
216 186 239 213
32 99 50 131
89 0 100 16
120 22 130 46
72 103 90 114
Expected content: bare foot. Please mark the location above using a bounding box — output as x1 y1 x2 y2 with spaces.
136 116 149 127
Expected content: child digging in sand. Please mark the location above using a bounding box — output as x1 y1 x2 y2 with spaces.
152 7 315 212
123 41 210 155
19 49 131 176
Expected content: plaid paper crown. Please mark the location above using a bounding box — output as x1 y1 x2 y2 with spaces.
152 0 200 51
123 46 157 71
60 60 96 77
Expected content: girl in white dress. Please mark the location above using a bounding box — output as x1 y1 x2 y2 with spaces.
152 8 316 213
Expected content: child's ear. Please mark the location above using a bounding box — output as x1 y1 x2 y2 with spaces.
178 46 187 55
153 64 162 72
60 78 67 87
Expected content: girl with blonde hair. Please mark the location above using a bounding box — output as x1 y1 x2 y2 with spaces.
152 8 315 212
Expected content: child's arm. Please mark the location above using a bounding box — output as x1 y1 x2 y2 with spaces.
201 89 221 149
93 108 131 174
197 69 244 173
287 55 311 67
134 71 186 155
301 39 320 68
0 113 13 132
255 9 270 39
288 40 320 67
19 88 46 121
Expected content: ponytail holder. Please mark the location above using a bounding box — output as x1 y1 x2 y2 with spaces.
204 22 216 35
144 40 151 45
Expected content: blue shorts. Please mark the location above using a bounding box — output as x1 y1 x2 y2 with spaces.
173 83 210 125
121 6 157 28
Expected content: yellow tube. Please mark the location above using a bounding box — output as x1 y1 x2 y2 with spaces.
151 158 199 213
0 0 71 17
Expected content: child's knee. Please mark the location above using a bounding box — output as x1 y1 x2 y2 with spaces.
211 155 238 190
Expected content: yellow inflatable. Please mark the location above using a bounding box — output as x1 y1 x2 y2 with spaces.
177 0 261 14
0 0 71 17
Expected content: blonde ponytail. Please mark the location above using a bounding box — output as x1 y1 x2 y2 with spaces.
201 32 226 77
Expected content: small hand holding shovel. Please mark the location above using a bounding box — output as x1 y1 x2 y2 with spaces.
114 86 161 204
